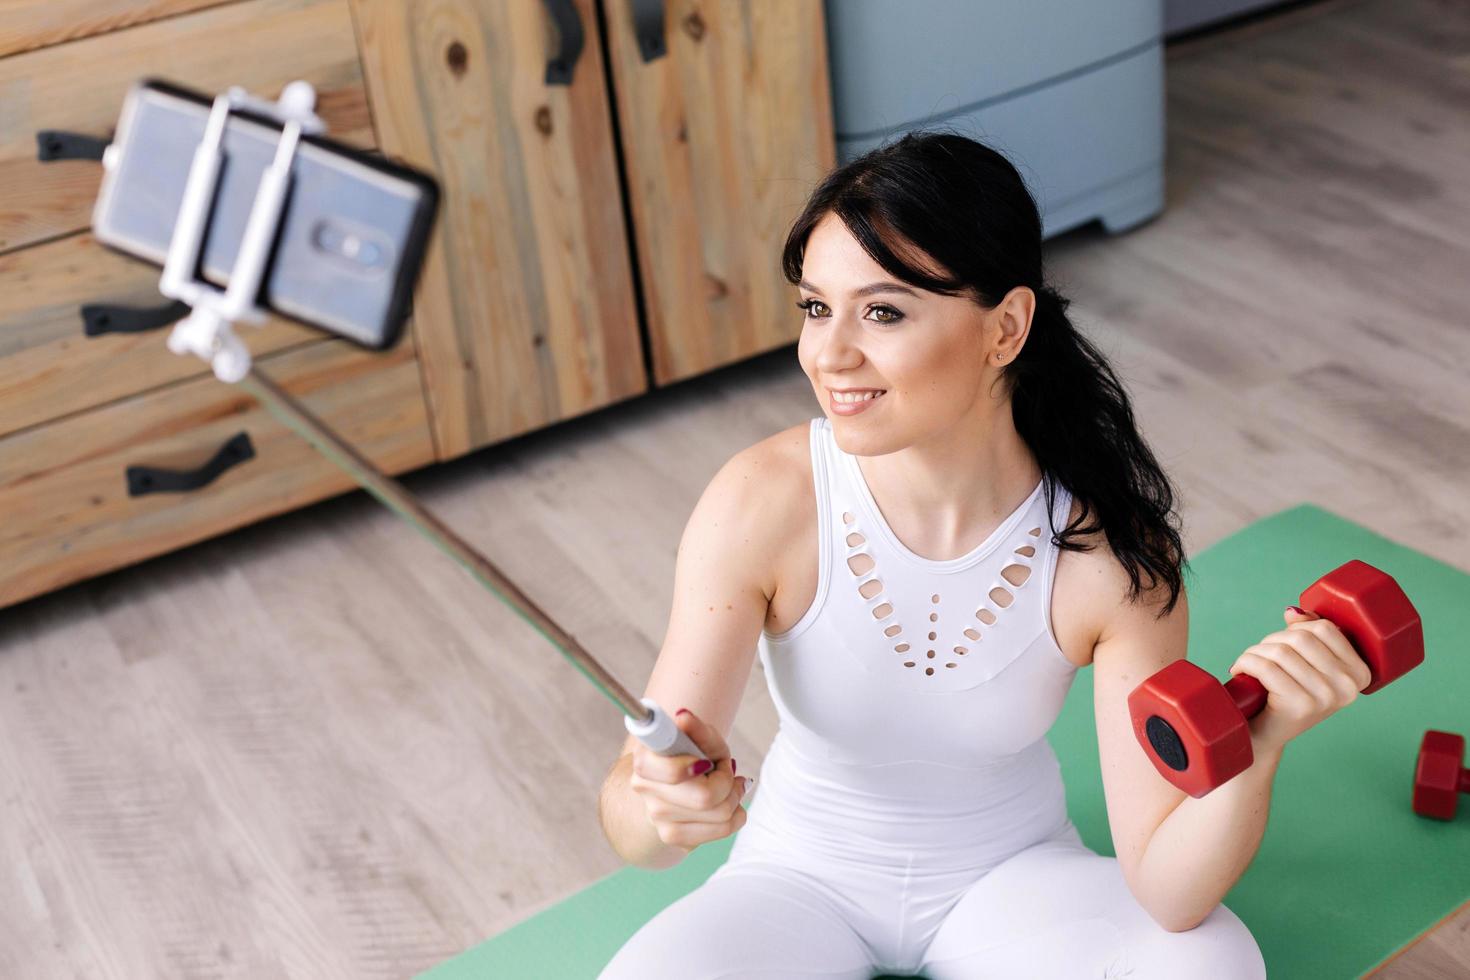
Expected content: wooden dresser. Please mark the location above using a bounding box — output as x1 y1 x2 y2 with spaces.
0 0 836 608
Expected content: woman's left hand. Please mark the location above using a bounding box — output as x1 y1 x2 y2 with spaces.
1226 606 1375 759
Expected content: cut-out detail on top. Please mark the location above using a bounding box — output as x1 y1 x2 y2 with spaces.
1001 563 1032 587
830 480 1062 690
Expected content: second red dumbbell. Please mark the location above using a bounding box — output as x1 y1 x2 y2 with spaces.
1413 729 1469 821
1127 560 1424 798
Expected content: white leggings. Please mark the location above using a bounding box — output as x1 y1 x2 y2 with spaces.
598 818 1266 979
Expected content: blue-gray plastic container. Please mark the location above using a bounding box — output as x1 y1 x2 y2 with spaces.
825 0 1165 238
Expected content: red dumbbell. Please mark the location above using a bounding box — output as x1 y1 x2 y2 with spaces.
1413 730 1469 821
1127 560 1423 798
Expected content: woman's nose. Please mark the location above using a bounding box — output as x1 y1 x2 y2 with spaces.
815 344 862 374
813 318 864 369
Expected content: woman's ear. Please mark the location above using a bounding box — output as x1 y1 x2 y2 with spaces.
995 285 1036 356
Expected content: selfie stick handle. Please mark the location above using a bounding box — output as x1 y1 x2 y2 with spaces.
148 79 704 765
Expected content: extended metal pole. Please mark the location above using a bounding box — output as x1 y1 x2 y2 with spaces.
124 74 702 763
238 366 654 723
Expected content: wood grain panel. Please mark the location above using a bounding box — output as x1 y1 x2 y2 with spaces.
0 337 433 608
601 0 836 385
0 0 374 254
351 0 647 459
0 0 232 58
0 1 1465 978
0 232 320 438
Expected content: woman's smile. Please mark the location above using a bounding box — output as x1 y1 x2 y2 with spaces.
829 389 887 415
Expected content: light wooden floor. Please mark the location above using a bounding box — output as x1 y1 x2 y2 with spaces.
2 0 1467 976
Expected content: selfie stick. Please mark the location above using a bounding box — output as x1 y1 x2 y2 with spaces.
147 80 704 765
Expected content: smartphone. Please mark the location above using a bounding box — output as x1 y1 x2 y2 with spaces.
91 77 439 350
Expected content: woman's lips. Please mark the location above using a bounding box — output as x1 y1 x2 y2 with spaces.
829 390 886 416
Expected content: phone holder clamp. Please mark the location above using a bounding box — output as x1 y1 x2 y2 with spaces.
157 80 325 383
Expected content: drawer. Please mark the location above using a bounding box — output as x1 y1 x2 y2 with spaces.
0 232 319 438
0 0 374 253
1 3 230 59
0 337 434 609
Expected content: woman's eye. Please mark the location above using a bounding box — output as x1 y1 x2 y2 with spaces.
795 299 903 325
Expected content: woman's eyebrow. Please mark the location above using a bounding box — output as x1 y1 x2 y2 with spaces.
798 280 921 299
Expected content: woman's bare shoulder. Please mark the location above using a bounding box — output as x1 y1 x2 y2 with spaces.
1052 494 1119 666
712 421 811 492
741 420 816 555
746 417 817 502
1053 493 1183 663
757 420 815 469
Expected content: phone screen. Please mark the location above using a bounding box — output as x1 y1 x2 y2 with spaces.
92 78 439 350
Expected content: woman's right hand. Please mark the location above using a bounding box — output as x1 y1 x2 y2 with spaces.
629 707 752 853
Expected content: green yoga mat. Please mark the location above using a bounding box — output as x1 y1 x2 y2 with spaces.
421 505 1469 979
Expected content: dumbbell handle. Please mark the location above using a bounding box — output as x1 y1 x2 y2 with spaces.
1222 598 1375 719
1223 673 1268 719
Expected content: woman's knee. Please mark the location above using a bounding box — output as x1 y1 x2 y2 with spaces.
596 888 718 980
1131 902 1266 980
596 864 874 980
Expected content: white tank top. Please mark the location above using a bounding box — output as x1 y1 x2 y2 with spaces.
750 416 1080 871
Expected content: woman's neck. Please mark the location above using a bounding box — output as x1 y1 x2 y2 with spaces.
854 406 1042 555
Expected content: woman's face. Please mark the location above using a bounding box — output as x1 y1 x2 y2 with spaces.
795 212 1002 454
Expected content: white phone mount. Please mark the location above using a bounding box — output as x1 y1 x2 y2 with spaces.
158 80 325 383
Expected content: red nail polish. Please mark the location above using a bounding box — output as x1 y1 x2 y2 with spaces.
1287 605 1307 616
676 708 690 717
732 758 738 776
689 760 712 777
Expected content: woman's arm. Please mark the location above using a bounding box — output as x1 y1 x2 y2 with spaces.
1089 569 1203 931
1095 571 1371 932
1129 737 1282 932
597 436 790 866
599 751 687 870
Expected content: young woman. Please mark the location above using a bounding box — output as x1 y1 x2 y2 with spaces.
597 130 1367 978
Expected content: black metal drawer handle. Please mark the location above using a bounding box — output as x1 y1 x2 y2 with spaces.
542 0 586 85
126 432 255 497
81 299 191 336
631 0 668 62
36 130 108 162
